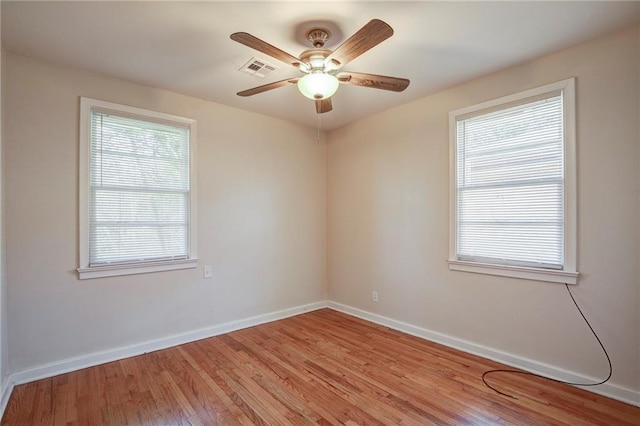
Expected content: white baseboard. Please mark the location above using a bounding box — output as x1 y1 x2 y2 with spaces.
327 301 640 407
0 375 14 420
9 301 327 387
2 299 638 420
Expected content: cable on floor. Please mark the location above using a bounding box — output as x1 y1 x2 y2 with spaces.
481 283 612 399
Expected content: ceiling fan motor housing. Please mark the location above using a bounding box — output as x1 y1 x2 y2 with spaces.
299 48 333 73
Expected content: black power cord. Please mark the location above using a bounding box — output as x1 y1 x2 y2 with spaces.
482 283 612 399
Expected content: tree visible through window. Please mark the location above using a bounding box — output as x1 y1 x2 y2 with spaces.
79 98 197 279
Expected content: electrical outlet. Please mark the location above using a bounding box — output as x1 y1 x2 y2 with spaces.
203 265 213 279
372 291 378 303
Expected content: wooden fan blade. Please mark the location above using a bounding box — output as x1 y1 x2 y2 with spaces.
237 78 299 97
336 72 410 92
315 98 333 114
325 19 393 68
231 32 301 68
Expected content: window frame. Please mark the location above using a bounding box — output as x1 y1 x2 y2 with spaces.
78 97 198 280
448 79 578 284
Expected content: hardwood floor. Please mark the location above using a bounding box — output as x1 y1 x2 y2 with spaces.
2 309 639 425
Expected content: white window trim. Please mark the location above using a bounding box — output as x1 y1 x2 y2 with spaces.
78 97 198 280
448 78 578 284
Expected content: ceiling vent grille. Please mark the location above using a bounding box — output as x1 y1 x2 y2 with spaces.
239 57 278 78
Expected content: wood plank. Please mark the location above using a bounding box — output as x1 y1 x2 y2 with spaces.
2 309 639 425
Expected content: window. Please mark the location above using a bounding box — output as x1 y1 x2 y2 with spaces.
449 79 578 284
78 98 197 279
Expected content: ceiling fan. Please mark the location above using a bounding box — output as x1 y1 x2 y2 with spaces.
230 19 410 114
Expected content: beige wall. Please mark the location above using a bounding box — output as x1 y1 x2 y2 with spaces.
0 11 8 387
4 52 327 373
328 26 639 393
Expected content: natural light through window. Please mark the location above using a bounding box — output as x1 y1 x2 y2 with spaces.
78 98 198 279
448 79 578 284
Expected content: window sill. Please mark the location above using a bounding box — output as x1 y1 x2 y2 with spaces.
78 258 199 280
448 259 578 284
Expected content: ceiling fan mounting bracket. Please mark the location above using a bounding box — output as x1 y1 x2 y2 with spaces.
306 28 331 48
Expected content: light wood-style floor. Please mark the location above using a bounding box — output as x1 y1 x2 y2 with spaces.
2 309 639 425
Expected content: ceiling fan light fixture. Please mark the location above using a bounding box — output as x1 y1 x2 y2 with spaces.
297 72 339 100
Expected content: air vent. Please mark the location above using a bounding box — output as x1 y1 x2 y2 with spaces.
239 57 278 78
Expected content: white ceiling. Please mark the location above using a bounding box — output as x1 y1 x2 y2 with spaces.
2 1 639 131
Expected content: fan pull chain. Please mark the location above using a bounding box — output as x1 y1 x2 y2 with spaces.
317 110 321 144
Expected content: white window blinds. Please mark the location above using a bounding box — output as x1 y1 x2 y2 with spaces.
89 109 191 266
455 93 564 269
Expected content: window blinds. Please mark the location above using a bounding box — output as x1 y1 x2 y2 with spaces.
89 109 190 266
455 94 564 269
